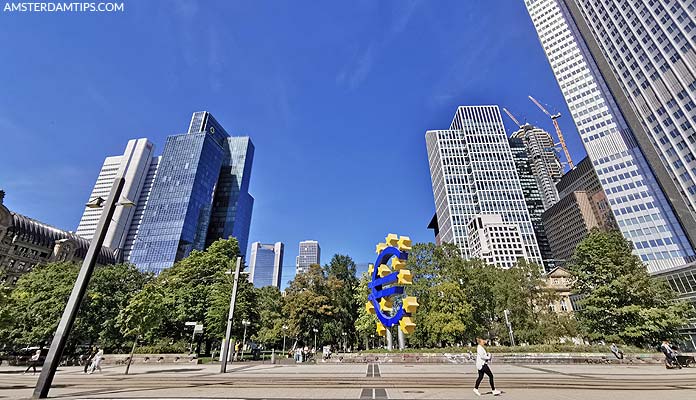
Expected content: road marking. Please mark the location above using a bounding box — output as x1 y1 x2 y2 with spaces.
361 364 386 399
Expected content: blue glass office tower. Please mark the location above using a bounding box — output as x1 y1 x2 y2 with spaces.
130 112 254 274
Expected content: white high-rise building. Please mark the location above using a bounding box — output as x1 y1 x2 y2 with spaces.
296 240 320 275
426 105 543 267
511 124 563 210
76 139 159 261
524 0 696 272
467 214 528 269
249 242 284 288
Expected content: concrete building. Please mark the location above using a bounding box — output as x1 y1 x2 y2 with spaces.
426 105 543 267
525 0 696 273
510 124 563 209
467 214 527 269
249 242 283 288
561 0 696 245
76 139 158 261
510 136 556 270
543 266 574 313
542 191 602 263
0 191 116 284
296 240 320 275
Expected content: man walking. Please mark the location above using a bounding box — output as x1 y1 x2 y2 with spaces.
23 350 41 375
473 337 501 396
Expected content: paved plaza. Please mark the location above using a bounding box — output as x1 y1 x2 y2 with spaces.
1 362 695 399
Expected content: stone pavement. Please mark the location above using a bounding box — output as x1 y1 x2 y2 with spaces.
1 362 695 399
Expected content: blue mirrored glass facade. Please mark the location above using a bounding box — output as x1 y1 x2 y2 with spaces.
129 112 254 274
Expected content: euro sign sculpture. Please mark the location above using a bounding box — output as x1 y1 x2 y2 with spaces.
366 234 418 336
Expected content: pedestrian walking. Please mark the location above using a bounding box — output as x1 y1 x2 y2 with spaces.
88 349 104 374
23 350 41 375
83 346 97 373
660 340 681 369
610 343 624 360
473 337 501 396
233 341 240 361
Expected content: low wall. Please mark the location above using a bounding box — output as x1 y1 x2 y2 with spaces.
324 352 666 364
101 354 200 365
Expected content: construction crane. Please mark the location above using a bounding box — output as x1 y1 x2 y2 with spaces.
502 107 522 128
528 95 574 169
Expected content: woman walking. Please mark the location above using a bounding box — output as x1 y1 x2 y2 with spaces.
473 337 501 396
88 349 104 374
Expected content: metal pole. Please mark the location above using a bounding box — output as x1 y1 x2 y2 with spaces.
124 336 138 375
33 177 125 398
504 309 515 347
398 328 405 350
282 334 286 354
220 257 242 373
241 323 247 361
386 328 393 351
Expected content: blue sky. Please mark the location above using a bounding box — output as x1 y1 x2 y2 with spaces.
0 0 587 286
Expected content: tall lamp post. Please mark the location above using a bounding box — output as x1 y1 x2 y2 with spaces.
33 176 132 398
282 325 288 354
341 332 347 352
241 320 251 361
312 328 318 352
220 257 246 373
503 309 516 347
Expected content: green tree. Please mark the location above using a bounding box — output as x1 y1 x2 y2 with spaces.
139 237 257 354
569 229 692 346
283 264 333 347
252 286 285 348
0 262 148 352
354 272 375 349
80 263 151 350
325 254 359 347
421 281 473 346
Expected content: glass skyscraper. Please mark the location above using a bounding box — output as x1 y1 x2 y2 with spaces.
426 105 543 267
525 0 695 273
510 135 556 270
249 242 283 288
129 112 254 274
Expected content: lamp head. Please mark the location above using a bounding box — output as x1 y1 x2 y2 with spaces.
85 197 106 209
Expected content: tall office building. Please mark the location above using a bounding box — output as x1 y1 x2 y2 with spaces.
76 139 158 261
525 0 696 272
296 240 320 275
556 157 617 230
426 105 543 267
509 135 555 270
467 214 529 269
249 242 284 288
510 124 563 209
126 112 254 274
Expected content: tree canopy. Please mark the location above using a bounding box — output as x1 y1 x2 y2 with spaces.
569 229 692 347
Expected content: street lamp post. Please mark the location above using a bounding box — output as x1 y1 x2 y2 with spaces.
220 257 244 373
241 320 251 361
312 328 318 353
282 325 288 354
503 309 515 347
33 177 128 399
341 332 347 353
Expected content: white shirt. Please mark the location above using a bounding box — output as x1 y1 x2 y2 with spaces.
476 344 491 370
